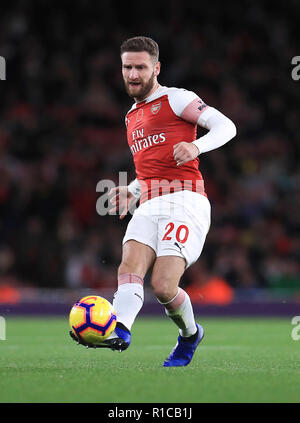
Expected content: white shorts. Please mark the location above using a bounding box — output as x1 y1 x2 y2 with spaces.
122 190 211 268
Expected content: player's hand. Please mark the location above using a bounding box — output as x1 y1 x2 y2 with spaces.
108 186 137 220
173 142 200 166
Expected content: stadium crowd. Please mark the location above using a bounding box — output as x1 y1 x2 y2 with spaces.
0 0 299 302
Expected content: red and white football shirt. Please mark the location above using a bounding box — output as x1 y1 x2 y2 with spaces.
125 85 209 203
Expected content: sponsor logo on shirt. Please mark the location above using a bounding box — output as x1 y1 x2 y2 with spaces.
130 128 166 155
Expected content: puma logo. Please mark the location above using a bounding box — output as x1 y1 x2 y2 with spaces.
174 242 185 253
134 293 143 302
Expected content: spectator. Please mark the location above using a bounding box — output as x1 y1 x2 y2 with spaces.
0 1 299 301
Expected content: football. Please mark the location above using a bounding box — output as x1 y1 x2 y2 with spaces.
69 295 117 346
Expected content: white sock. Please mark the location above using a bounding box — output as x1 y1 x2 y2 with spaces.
160 288 197 337
112 282 144 331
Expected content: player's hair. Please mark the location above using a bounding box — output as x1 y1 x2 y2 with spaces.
120 36 159 63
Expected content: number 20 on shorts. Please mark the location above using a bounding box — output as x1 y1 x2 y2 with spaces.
162 222 189 243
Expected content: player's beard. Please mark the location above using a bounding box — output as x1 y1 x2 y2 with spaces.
124 71 155 101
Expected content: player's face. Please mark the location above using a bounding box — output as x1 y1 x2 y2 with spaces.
121 51 160 101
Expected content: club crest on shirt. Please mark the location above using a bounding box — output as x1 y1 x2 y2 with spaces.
136 108 144 122
151 102 161 114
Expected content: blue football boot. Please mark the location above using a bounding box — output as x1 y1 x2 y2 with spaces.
107 325 131 351
163 323 204 367
69 323 131 351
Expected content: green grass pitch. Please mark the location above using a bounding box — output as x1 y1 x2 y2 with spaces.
0 316 299 403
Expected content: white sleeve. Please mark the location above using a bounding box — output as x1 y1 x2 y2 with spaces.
192 107 237 154
167 88 236 154
167 88 199 116
128 178 141 199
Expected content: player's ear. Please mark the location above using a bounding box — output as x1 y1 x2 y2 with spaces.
154 61 161 77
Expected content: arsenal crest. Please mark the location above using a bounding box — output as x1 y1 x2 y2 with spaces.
151 102 161 114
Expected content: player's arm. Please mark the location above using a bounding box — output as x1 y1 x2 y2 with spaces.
109 112 142 219
108 179 140 220
127 178 141 199
171 92 237 166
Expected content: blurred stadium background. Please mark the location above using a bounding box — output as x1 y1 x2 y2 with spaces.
0 0 299 316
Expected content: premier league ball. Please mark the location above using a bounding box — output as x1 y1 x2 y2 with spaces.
69 295 117 346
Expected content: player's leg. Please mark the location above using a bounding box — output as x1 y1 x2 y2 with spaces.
152 191 210 365
151 255 204 366
105 239 155 351
93 239 155 352
113 239 156 332
105 204 157 351
151 255 198 338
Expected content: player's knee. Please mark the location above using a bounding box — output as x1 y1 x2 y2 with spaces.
118 257 145 278
118 241 154 277
151 279 177 303
118 259 137 276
